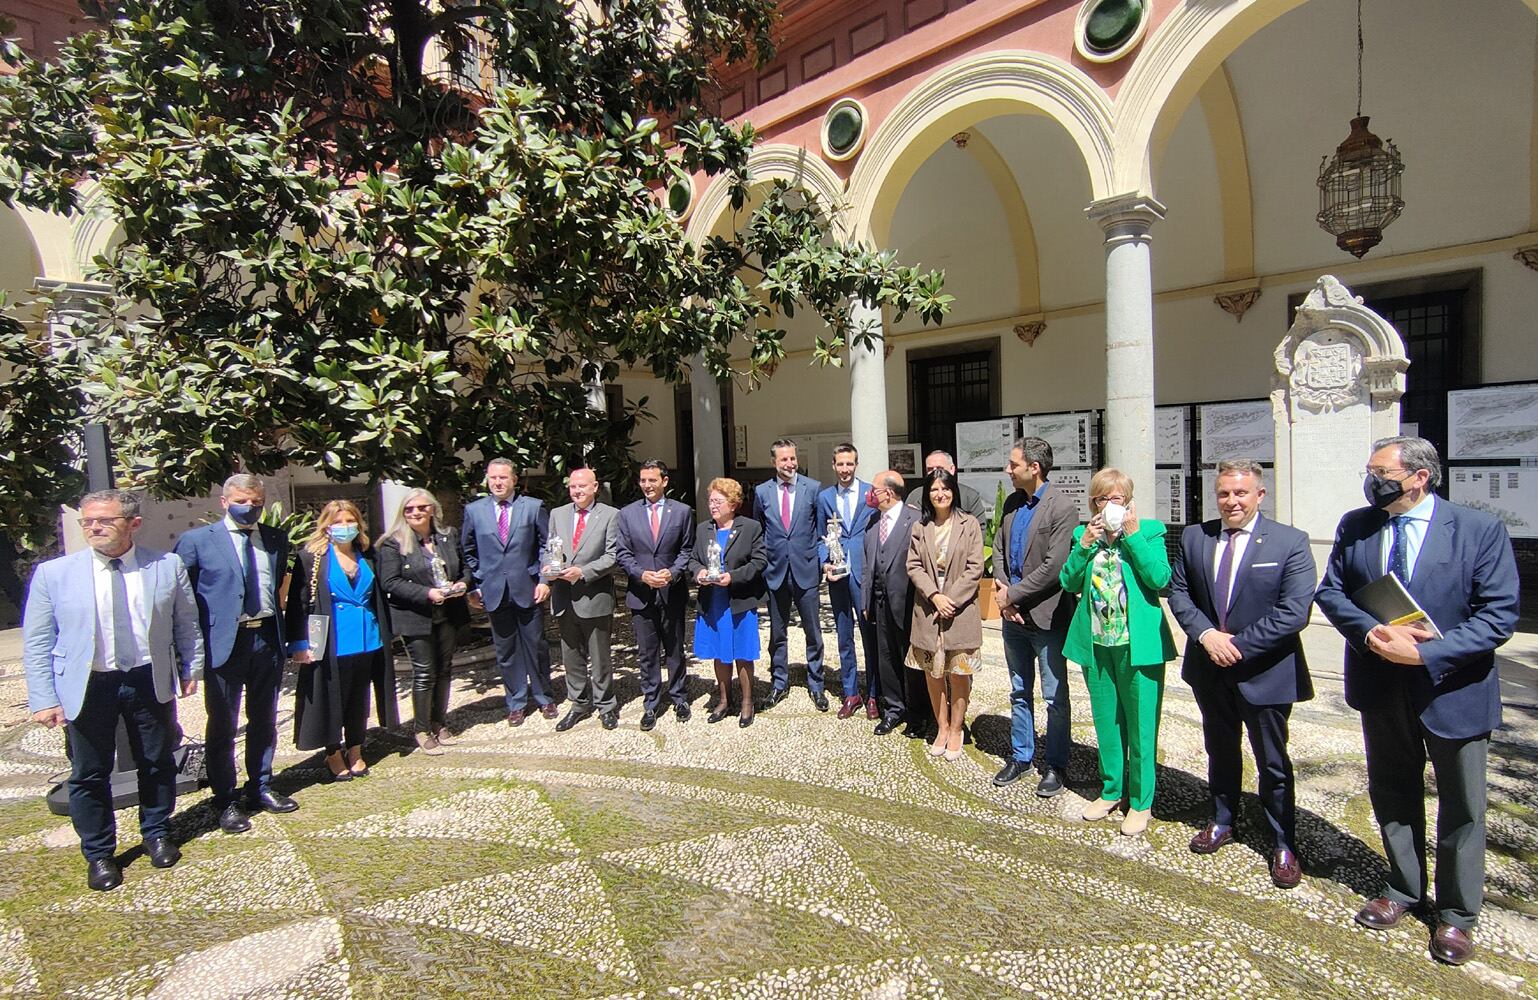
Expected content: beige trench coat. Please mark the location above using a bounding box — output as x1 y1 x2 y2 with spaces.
905 513 985 654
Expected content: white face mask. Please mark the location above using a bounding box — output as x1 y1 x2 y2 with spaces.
1101 502 1127 533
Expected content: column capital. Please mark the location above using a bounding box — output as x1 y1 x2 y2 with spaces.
1085 193 1167 235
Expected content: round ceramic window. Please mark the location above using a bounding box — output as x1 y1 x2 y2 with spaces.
820 98 868 162
666 174 694 222
1075 0 1151 64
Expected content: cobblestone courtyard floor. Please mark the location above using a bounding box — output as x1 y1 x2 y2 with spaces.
0 610 1536 999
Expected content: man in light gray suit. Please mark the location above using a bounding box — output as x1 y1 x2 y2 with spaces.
23 489 204 892
549 468 621 731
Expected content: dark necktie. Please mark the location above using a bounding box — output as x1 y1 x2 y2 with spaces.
1388 515 1410 583
1214 528 1240 632
107 558 137 669
496 501 510 545
242 529 262 617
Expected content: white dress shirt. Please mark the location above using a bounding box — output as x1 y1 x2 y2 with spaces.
225 516 276 619
92 546 152 671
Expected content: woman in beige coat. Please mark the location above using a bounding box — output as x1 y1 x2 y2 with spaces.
906 469 986 761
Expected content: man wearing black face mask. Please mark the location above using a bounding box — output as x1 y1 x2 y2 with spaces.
175 474 298 833
1315 436 1519 967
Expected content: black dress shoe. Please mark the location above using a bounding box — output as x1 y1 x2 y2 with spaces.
87 858 122 892
674 703 692 723
218 803 253 835
248 790 299 814
761 687 788 710
144 837 181 869
639 710 658 732
993 760 1033 787
707 704 732 724
555 709 592 732
873 719 898 736
1036 768 1066 798
810 691 829 712
738 713 755 728
600 711 619 730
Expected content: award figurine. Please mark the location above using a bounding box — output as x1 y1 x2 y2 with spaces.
823 514 849 580
703 536 724 583
540 535 567 580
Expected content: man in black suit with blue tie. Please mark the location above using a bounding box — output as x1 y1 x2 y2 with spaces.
1169 460 1316 889
1316 436 1519 966
174 473 299 834
754 438 826 711
615 460 695 730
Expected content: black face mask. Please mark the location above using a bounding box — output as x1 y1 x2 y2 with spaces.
1363 473 1405 509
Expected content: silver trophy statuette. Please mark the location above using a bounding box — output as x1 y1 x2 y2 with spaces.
823 514 849 580
540 535 567 580
429 551 452 589
704 536 724 583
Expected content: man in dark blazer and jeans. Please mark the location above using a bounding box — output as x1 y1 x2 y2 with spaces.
1316 436 1519 966
1169 459 1316 889
615 460 695 730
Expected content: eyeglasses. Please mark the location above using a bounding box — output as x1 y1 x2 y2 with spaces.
403 505 434 513
1090 496 1127 507
1360 467 1411 479
78 516 129 527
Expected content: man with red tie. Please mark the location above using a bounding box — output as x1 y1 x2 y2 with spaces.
753 439 826 711
548 468 620 731
615 460 695 730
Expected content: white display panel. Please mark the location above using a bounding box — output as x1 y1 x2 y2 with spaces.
1156 406 1189 467
1155 470 1188 525
1448 385 1538 460
954 418 1018 472
1199 400 1275 464
1020 411 1096 468
1450 467 1538 539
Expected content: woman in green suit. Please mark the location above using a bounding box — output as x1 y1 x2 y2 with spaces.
1059 467 1177 837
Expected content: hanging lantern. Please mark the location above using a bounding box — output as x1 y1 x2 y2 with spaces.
1315 0 1404 258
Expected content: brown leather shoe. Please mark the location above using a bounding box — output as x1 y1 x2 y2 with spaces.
1270 848 1302 889
507 709 526 727
1355 896 1412 930
836 695 862 720
1430 923 1475 965
1189 823 1233 855
539 704 559 720
865 698 879 720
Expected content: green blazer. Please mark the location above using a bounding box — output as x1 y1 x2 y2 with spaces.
1059 519 1178 668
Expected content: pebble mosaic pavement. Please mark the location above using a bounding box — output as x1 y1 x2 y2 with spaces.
0 607 1535 999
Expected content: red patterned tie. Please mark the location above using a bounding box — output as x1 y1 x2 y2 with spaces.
496 502 510 545
649 504 661 542
879 513 890 545
573 507 587 549
780 482 791 531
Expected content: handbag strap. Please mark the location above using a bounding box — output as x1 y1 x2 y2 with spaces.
308 547 325 615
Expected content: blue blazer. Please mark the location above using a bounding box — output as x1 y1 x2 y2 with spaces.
1169 515 1317 706
23 546 204 721
614 499 694 612
1314 499 1519 739
174 521 291 670
753 476 823 590
815 481 876 605
461 494 548 612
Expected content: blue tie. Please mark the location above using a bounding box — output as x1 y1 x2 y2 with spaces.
242 530 263 617
1388 515 1410 584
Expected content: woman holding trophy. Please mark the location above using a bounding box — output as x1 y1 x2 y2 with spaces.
688 478 767 728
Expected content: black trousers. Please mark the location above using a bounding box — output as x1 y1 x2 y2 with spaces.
1190 678 1295 850
404 620 458 733
633 600 688 712
1361 683 1490 930
330 651 374 752
203 619 282 807
68 665 177 861
869 587 910 724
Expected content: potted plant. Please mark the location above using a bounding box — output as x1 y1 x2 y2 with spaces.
977 480 1006 621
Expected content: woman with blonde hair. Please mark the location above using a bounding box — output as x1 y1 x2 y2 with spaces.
906 468 985 762
378 489 469 756
688 477 767 728
286 500 398 780
1058 468 1177 836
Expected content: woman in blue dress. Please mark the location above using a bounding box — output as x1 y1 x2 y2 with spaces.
688 477 767 728
286 500 399 780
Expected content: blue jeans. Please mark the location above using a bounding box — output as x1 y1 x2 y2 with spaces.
827 576 875 698
1002 618 1070 770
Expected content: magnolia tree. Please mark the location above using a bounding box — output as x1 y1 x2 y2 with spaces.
0 0 949 537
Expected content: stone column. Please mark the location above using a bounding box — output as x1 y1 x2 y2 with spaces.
689 353 726 510
848 300 888 481
1086 194 1165 502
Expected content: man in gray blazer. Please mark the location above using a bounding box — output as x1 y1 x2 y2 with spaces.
23 489 204 892
549 468 621 731
862 470 921 734
991 437 1079 796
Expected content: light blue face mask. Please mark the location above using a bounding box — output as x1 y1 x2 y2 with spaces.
328 524 360 544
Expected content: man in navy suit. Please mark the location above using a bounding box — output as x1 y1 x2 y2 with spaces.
615 460 695 730
23 490 203 891
462 458 554 726
861 471 920 734
816 443 877 719
1169 460 1316 889
754 438 826 711
1316 436 1519 966
174 473 298 835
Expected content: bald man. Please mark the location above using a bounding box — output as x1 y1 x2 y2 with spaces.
548 469 621 731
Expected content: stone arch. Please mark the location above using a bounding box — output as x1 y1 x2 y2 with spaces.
846 50 1116 246
686 144 848 244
